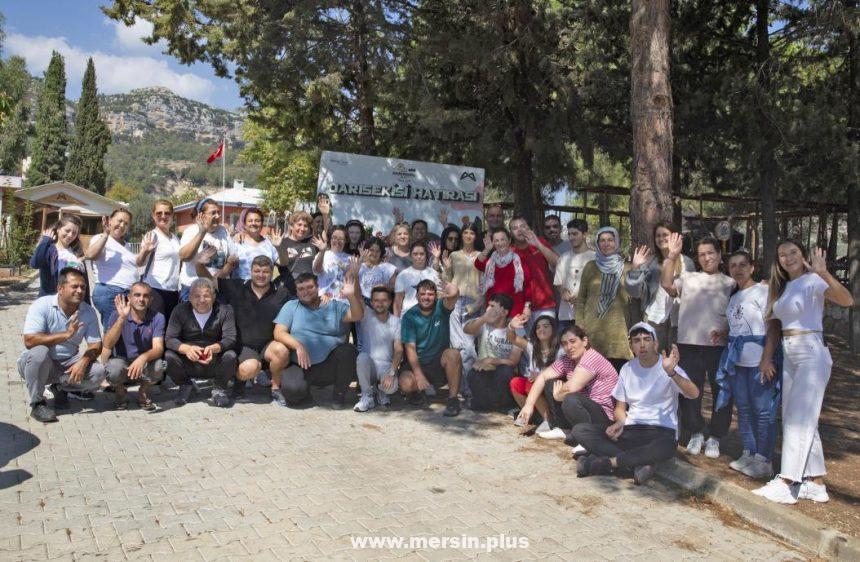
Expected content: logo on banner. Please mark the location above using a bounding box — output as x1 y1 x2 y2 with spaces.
460 171 476 182
392 162 416 179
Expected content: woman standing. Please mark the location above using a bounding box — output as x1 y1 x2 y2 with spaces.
137 199 181 319
345 219 367 256
86 209 137 331
358 237 398 302
624 221 694 352
508 315 562 433
386 223 413 273
713 251 778 480
277 211 316 293
233 208 280 281
31 215 86 297
475 228 531 318
661 233 735 458
753 241 853 504
575 227 632 371
312 226 354 302
436 225 462 265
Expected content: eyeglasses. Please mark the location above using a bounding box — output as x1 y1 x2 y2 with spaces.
154 212 173 217
446 236 459 241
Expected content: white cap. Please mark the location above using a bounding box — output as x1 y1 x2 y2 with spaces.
628 322 658 342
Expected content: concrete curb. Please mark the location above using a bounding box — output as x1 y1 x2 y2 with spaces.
656 458 860 560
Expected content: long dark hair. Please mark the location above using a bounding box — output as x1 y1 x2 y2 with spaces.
529 315 560 370
440 225 462 257
50 215 83 256
345 219 366 256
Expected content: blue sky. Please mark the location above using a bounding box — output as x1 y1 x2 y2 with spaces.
1 0 243 109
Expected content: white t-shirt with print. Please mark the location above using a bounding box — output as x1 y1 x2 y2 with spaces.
394 267 440 315
476 324 515 363
318 251 352 301
359 262 397 299
179 224 237 288
726 283 769 367
235 238 279 280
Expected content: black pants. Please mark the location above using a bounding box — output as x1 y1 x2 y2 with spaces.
467 365 516 412
677 344 732 438
570 423 677 469
281 343 357 403
165 349 237 390
559 393 611 434
151 288 180 322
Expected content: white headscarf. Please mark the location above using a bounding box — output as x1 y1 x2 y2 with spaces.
482 249 524 293
594 226 625 318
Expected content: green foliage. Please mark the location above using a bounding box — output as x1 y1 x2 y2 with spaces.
169 187 205 207
0 56 31 174
27 51 69 187
66 58 110 194
126 190 157 240
1 187 34 266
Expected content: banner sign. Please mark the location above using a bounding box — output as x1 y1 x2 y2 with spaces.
317 151 485 234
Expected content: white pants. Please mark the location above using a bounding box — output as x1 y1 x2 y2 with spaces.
780 333 831 482
356 352 398 396
450 297 478 387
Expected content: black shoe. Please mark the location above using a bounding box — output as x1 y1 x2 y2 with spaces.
633 464 656 486
31 402 58 423
286 391 315 409
67 390 94 401
443 397 461 417
174 384 193 406
589 456 613 476
407 391 427 406
576 455 592 478
230 380 247 401
211 388 231 408
51 385 69 410
331 392 348 410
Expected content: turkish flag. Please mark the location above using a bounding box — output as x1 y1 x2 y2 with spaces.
206 141 224 164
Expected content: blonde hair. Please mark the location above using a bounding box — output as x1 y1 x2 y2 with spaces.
152 199 174 212
388 223 411 248
289 211 312 226
767 239 807 319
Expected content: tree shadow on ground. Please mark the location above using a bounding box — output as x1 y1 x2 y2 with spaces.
0 422 40 489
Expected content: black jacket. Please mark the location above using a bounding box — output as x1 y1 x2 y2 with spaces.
165 302 237 352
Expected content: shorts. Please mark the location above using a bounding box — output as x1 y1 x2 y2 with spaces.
418 354 448 387
509 376 533 396
238 342 277 369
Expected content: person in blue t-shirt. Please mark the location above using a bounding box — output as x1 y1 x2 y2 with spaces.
273 270 364 409
102 282 166 412
400 278 462 417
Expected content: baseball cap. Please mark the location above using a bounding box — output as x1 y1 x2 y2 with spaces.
628 322 658 341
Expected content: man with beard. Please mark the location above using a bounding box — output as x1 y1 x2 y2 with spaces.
354 286 403 412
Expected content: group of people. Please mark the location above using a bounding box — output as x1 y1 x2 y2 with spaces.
21 199 853 506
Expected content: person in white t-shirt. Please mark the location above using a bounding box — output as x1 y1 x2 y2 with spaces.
553 219 595 331
358 237 398 302
393 242 440 316
85 209 139 332
712 251 776 481
752 241 853 505
571 322 699 485
136 199 182 319
354 286 403 412
232 208 280 281
178 199 239 301
312 225 354 302
661 233 735 459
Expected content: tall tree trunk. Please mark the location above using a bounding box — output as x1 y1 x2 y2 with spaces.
846 0 859 353
756 0 779 271
828 211 840 261
629 0 674 247
351 0 376 155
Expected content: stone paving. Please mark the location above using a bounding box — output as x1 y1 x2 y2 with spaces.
0 282 803 561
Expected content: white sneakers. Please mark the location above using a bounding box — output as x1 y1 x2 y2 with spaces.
742 454 773 480
704 437 720 458
534 420 551 433
537 427 567 440
376 391 391 407
353 393 376 412
729 450 753 472
686 433 705 455
798 480 829 503
753 477 799 504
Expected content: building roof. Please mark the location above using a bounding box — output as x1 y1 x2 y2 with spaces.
14 181 127 216
174 185 264 212
0 175 23 189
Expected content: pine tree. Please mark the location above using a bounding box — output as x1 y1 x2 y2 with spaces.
26 51 69 187
0 56 31 174
66 58 110 194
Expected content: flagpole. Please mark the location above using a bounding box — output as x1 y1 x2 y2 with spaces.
221 132 226 224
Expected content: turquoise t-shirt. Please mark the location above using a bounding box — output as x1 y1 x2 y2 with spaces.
273 299 350 365
400 300 452 364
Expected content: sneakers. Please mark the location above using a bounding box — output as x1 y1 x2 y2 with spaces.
353 393 376 412
741 455 773 480
798 480 829 503
230 380 247 401
729 450 753 473
577 455 612 478
633 465 656 486
507 408 520 420
51 385 70 410
443 397 461 417
537 427 567 440
686 432 705 455
752 477 799 504
376 391 391 407
211 388 231 408
174 384 193 406
513 417 526 428
535 420 551 433
271 388 287 407
570 444 587 458
704 437 720 458
255 370 271 387
30 402 57 423
331 393 348 410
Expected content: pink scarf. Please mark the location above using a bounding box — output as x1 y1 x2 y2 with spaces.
482 250 524 293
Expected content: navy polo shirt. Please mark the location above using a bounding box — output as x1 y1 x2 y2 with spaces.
107 309 165 360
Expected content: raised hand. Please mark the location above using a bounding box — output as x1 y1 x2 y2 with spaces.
662 344 680 375
438 208 449 226
268 227 284 247
114 294 132 319
552 380 565 402
42 228 57 241
508 313 527 331
226 254 240 268
233 231 247 244
141 231 158 254
317 194 331 215
311 234 327 252
666 232 683 260
461 215 471 227
428 241 442 260
392 207 405 224
347 256 361 276
441 254 452 270
359 248 371 265
64 311 84 341
631 245 652 269
524 226 539 246
482 304 504 325
483 231 493 251
804 247 828 276
197 211 215 232
101 216 111 234
196 245 217 265
439 280 459 300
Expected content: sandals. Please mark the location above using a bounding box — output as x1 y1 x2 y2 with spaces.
138 397 157 412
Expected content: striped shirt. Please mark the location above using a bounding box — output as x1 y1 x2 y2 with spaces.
550 349 619 419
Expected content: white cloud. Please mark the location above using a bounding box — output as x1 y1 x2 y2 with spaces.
5 32 214 103
110 18 168 54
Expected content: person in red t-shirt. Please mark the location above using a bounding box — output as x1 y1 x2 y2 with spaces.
509 215 558 329
475 228 532 318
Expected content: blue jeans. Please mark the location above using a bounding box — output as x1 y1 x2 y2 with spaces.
728 365 779 460
92 283 129 332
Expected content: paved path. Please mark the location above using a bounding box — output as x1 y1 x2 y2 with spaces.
0 283 801 560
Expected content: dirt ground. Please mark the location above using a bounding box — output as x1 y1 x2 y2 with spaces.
686 333 860 537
